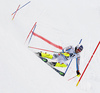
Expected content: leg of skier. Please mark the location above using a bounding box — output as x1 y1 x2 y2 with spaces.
37 52 67 67
48 53 68 67
55 54 68 67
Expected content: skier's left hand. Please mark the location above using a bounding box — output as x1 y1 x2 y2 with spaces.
61 52 70 57
76 70 81 77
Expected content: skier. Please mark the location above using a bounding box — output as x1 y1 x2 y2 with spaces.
37 45 83 77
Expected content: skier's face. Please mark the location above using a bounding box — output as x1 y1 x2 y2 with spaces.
75 49 81 53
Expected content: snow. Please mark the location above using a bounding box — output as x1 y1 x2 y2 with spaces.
0 0 100 93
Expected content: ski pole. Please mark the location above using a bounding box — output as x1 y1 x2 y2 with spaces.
79 39 82 44
64 59 73 75
28 46 70 57
68 75 77 81
28 46 60 53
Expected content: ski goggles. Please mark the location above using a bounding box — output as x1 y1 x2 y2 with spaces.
77 48 81 52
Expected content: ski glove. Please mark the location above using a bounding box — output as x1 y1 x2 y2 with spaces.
61 52 70 57
76 70 81 77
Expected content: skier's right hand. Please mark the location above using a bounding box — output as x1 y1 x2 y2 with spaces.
76 70 81 77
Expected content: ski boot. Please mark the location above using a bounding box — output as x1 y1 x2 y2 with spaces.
36 52 53 59
55 62 67 67
49 62 67 67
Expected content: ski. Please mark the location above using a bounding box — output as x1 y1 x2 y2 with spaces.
36 53 65 76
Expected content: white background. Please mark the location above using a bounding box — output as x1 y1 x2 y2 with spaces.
0 0 100 93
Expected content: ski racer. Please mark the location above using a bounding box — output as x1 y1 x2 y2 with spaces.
38 45 83 77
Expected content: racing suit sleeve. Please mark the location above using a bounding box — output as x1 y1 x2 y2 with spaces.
63 46 72 52
76 57 80 71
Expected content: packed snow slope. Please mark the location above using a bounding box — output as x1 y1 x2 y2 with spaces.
0 0 100 93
